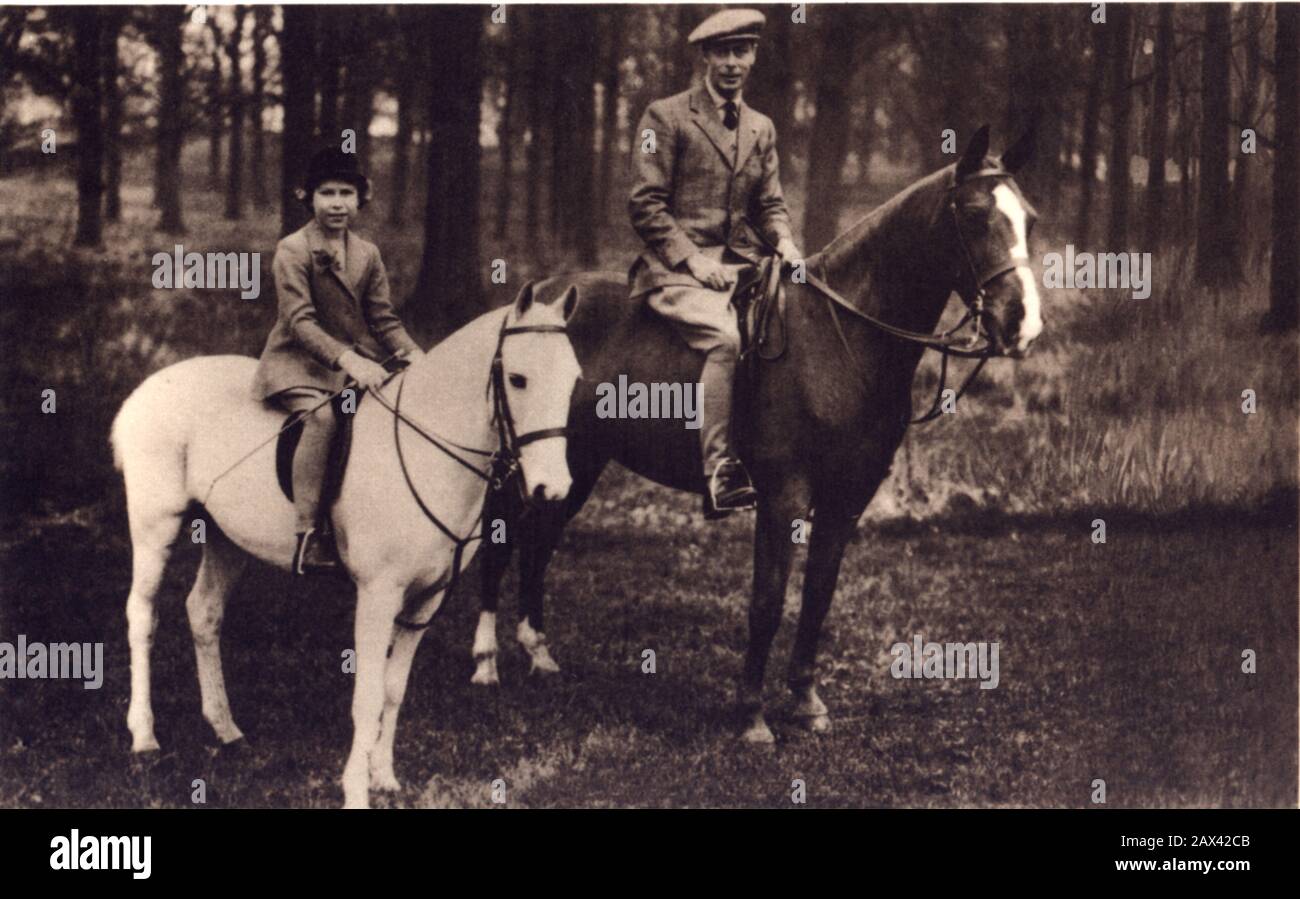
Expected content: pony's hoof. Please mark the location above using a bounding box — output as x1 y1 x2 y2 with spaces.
131 736 161 754
739 720 776 746
470 657 500 686
371 770 402 793
795 714 832 734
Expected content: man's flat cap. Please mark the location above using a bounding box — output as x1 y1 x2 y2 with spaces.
688 9 766 46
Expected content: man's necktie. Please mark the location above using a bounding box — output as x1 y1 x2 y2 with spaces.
723 101 738 131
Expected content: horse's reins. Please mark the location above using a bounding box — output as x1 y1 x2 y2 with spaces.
746 168 1027 425
369 316 569 630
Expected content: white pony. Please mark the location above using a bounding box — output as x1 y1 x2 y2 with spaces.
110 284 580 808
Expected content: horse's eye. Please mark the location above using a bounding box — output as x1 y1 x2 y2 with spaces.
509 374 527 389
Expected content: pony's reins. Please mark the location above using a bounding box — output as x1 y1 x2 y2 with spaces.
371 316 569 630
201 316 569 631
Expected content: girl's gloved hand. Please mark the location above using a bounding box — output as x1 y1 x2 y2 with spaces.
337 349 389 390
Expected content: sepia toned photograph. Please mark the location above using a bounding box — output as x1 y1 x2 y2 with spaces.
0 0 1295 836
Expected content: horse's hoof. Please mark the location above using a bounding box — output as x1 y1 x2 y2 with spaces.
795 714 832 734
131 737 161 754
739 720 776 746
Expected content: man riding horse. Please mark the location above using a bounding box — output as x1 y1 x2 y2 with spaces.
629 8 802 519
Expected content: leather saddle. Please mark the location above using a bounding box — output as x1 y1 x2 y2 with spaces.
275 392 356 509
732 255 787 362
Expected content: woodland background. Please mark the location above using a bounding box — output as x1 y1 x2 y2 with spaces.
0 4 1295 808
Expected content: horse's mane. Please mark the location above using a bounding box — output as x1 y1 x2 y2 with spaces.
812 165 955 274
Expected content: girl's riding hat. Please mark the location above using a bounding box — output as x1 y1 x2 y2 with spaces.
300 147 371 209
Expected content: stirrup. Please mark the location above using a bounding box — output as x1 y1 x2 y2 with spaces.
294 527 341 576
706 459 757 519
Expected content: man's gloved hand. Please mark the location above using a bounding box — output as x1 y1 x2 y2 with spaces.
685 253 736 290
337 349 389 390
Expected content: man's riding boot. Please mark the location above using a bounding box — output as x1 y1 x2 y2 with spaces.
699 345 757 519
294 527 341 576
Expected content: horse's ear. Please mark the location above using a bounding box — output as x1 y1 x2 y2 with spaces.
559 285 579 322
955 125 991 181
512 280 535 320
1001 126 1036 174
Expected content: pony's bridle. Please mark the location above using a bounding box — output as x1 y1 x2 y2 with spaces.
485 319 570 493
365 316 570 629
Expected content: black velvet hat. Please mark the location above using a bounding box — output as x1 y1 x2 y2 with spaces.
300 146 371 208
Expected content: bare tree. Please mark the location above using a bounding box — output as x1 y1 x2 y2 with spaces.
206 16 223 191
1106 4 1133 249
1194 4 1239 286
804 11 863 252
1265 3 1298 331
224 6 248 220
1077 23 1109 244
410 6 484 336
102 11 124 223
1143 4 1174 249
250 6 270 207
71 9 104 246
280 6 317 235
495 15 519 239
154 6 185 234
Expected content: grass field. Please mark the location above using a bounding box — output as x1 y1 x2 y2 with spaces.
1 138 1297 807
1 479 1294 807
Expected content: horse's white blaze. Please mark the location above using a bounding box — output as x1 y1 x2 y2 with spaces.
992 183 1042 352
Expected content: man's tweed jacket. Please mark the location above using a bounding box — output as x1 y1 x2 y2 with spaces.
627 83 794 298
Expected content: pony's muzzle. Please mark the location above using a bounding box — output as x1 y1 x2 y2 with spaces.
519 441 572 505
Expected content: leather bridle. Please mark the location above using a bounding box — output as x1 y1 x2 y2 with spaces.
748 168 1030 425
946 168 1032 318
367 316 570 629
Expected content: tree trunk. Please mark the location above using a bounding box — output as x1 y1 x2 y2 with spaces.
803 15 859 252
495 18 518 239
1194 4 1239 286
207 19 223 191
71 9 104 246
569 11 598 265
280 6 317 236
250 7 270 207
597 8 624 233
317 9 342 143
1143 4 1173 249
155 6 185 234
224 7 248 220
1234 3 1263 241
411 6 483 337
524 8 545 243
1265 3 1299 331
746 9 793 153
1106 4 1133 249
102 12 123 223
1077 23 1109 245
339 14 376 163
389 44 415 226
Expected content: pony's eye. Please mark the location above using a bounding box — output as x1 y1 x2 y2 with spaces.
509 374 527 389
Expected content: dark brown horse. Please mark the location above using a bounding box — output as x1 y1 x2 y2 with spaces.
471 127 1043 743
